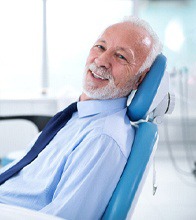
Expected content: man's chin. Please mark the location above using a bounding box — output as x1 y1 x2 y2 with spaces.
82 80 131 100
82 88 120 100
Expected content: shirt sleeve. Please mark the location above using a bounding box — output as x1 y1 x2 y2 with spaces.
40 133 127 220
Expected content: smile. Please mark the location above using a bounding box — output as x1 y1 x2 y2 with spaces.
91 71 109 80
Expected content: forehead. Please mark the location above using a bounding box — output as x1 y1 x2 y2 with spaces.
99 22 152 58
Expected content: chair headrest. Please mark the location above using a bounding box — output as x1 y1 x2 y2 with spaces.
127 54 169 122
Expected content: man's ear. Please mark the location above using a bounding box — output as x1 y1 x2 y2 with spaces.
133 68 150 90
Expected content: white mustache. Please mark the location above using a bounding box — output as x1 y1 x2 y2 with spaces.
89 63 112 80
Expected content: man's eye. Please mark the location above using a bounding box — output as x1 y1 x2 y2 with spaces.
117 54 127 61
96 45 105 50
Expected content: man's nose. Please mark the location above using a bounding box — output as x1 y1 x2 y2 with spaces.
94 51 111 69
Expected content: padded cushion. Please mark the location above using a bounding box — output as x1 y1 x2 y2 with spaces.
102 122 158 220
127 54 167 122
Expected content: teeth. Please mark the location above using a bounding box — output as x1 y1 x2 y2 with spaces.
92 72 106 80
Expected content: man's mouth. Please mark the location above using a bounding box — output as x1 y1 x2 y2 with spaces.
90 70 109 80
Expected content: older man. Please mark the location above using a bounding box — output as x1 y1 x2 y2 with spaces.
0 17 162 220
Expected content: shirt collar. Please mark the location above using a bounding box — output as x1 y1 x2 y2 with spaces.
77 97 127 118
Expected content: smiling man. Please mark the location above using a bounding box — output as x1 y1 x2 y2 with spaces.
0 17 162 220
81 20 160 101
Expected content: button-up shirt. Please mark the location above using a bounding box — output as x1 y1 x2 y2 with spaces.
0 97 135 220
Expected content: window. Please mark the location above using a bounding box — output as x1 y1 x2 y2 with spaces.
0 0 133 97
0 0 42 95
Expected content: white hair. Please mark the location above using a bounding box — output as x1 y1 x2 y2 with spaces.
123 16 163 74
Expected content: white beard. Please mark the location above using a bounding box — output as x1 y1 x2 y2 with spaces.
82 63 133 100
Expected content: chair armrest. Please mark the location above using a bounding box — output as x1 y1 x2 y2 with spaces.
0 115 52 132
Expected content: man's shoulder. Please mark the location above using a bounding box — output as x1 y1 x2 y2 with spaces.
101 109 135 158
75 107 135 158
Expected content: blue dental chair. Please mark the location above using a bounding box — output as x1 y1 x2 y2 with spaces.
102 54 175 220
0 54 174 219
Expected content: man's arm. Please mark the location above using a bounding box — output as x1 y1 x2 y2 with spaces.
40 134 127 220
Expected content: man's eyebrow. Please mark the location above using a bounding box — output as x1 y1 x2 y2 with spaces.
117 47 135 59
96 39 106 44
94 40 135 60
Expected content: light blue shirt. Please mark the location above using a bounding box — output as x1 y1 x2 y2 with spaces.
0 98 135 220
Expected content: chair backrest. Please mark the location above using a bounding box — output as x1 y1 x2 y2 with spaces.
102 54 174 220
127 54 167 122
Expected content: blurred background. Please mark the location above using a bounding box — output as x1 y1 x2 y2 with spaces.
0 0 196 219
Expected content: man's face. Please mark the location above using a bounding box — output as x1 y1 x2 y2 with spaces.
81 22 153 101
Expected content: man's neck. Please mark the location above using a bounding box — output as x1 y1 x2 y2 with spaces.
79 93 94 101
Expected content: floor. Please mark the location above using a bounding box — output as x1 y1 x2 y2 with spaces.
130 143 196 220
